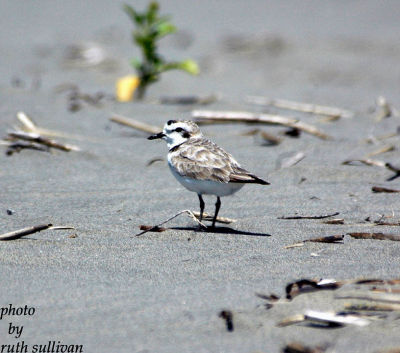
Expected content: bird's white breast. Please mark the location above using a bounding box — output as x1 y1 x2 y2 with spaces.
167 159 244 197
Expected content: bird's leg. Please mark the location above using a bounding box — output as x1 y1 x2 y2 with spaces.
198 194 205 223
212 197 221 228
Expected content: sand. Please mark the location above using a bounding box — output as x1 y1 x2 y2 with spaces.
1 1 400 352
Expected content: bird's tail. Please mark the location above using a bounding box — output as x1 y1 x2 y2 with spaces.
245 174 270 185
229 171 270 185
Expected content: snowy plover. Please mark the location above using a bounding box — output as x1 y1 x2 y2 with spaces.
148 120 269 228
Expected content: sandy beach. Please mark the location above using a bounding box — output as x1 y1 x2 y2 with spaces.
1 1 400 352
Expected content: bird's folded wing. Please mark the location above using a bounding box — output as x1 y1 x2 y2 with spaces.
172 153 232 182
171 142 237 183
171 138 269 184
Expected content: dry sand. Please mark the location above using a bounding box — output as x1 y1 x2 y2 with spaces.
1 1 400 352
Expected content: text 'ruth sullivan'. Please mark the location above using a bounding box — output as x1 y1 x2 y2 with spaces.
0 341 83 353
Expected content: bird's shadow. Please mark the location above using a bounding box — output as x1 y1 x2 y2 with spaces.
170 226 271 237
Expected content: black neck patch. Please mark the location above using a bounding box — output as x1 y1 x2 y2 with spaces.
169 144 182 152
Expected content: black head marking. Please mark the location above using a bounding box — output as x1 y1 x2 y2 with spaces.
174 126 190 138
167 120 177 125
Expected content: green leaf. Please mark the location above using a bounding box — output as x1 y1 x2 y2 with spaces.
178 59 200 75
159 60 199 75
124 4 143 25
147 2 159 23
156 21 176 37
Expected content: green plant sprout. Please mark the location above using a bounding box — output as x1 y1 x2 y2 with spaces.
124 2 199 99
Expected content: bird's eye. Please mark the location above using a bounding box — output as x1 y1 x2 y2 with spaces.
175 127 183 132
167 120 176 125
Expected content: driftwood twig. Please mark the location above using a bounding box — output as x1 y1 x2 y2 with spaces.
342 159 400 181
16 111 88 141
191 110 332 140
135 210 207 237
366 145 395 158
278 310 370 327
192 211 236 224
7 131 80 152
336 292 400 304
348 232 400 241
344 303 400 312
246 96 353 119
285 235 344 249
0 224 74 241
323 218 345 225
110 114 161 134
279 212 339 220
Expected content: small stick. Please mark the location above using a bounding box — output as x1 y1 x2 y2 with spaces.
366 131 399 143
352 278 400 285
372 288 400 294
279 152 305 169
139 225 168 232
304 234 344 243
4 141 49 155
372 186 400 193
7 131 80 152
246 96 353 119
344 303 400 312
0 224 52 240
277 314 306 327
285 278 341 300
135 210 207 236
0 224 74 241
348 232 400 241
0 224 75 241
303 310 370 327
191 110 332 140
342 158 386 168
343 159 400 172
192 211 236 224
16 111 89 141
285 242 304 249
48 225 74 230
342 159 400 181
336 292 400 304
285 235 344 249
110 114 161 134
374 221 400 226
323 218 345 225
278 212 339 220
366 145 395 158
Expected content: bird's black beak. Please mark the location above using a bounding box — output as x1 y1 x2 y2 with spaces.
148 132 165 140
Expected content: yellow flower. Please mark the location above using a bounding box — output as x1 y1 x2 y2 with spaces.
116 75 140 102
